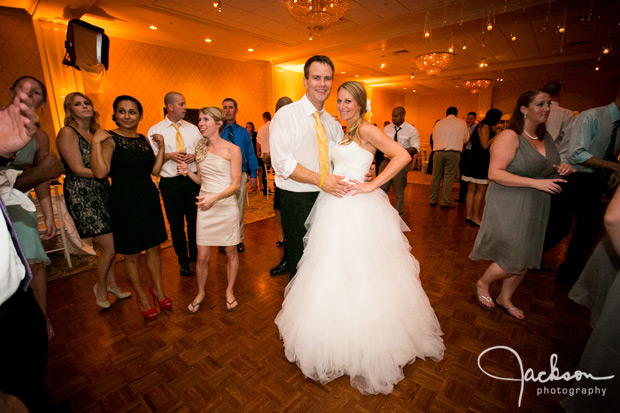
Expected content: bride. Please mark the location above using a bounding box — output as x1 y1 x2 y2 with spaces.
275 81 445 395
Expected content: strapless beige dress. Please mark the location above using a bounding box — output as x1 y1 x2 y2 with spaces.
196 152 240 246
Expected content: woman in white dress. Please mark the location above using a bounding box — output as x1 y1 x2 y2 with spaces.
178 107 242 314
275 81 445 395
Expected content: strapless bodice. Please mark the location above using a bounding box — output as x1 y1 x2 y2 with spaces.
331 141 373 181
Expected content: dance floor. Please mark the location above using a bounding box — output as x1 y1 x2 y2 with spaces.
46 181 593 412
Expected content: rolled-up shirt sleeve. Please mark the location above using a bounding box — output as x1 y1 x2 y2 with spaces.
270 107 299 180
567 113 596 166
409 127 420 152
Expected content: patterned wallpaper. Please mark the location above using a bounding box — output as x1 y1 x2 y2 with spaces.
88 37 272 136
0 7 55 145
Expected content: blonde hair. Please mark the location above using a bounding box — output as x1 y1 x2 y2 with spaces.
200 106 226 133
337 81 367 145
63 92 99 134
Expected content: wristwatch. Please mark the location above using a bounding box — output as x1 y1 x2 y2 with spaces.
0 153 15 166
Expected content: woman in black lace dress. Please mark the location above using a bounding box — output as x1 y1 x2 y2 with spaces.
57 92 132 310
91 95 169 321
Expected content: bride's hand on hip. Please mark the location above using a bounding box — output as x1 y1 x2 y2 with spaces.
350 180 376 196
321 174 349 198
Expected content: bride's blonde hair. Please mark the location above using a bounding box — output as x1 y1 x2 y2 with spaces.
337 81 367 145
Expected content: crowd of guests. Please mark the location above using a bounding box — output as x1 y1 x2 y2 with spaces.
1 61 619 407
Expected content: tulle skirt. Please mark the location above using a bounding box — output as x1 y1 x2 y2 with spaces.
275 189 445 395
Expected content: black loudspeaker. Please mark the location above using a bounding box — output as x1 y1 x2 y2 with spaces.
63 19 110 70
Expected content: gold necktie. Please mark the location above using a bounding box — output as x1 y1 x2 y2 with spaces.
312 111 330 176
172 123 185 153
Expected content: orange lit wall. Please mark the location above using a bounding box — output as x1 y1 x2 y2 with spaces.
406 90 479 145
88 37 272 136
0 7 55 144
369 89 404 128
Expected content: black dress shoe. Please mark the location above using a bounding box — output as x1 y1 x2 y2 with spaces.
237 242 245 252
180 264 191 277
270 261 288 276
540 260 551 272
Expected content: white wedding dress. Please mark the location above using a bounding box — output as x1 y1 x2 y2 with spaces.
275 141 445 395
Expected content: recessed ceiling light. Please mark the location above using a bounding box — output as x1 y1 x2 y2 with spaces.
205 38 212 43
248 48 254 52
355 75 359 77
341 71 345 74
150 25 157 30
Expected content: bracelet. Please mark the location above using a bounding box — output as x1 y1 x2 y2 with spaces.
319 174 325 189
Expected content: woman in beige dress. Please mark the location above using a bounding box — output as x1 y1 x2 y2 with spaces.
178 107 242 313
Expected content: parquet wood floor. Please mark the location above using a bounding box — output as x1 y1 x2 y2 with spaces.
46 183 593 412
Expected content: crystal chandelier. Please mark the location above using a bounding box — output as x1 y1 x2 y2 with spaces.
414 52 454 76
285 0 352 32
463 79 492 94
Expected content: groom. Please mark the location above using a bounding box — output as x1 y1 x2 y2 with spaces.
270 55 349 279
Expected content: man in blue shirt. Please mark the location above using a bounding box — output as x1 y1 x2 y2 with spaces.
221 98 259 252
544 90 620 285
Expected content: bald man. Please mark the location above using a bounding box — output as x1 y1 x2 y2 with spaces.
380 106 419 217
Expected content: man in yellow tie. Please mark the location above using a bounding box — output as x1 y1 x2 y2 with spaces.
148 92 202 277
270 55 350 279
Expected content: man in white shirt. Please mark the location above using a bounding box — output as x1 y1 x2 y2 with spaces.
543 81 575 160
257 111 271 195
380 106 419 217
270 55 346 279
148 92 202 277
430 106 469 208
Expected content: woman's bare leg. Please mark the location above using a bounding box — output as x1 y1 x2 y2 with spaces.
472 183 488 225
224 245 239 309
188 245 211 311
123 253 151 312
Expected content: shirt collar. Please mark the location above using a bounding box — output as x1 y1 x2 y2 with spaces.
165 115 182 127
301 94 324 117
607 102 620 124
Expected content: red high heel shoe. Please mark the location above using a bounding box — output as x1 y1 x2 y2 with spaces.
149 287 172 309
141 307 158 321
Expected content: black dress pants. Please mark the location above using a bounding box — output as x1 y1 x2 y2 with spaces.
159 176 200 266
0 286 48 412
280 190 319 280
544 172 604 282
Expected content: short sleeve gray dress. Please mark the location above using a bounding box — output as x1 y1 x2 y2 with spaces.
469 134 560 274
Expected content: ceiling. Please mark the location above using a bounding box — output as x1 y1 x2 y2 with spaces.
4 0 620 93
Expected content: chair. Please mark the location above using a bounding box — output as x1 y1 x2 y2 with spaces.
264 163 275 197
419 144 430 174
31 183 72 268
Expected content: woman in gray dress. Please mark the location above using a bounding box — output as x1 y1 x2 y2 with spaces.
470 89 574 320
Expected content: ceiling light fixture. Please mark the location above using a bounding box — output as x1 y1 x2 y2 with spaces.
603 36 612 54
423 12 432 40
463 79 492 94
479 58 488 68
285 0 351 32
557 9 567 33
205 38 212 42
486 10 495 31
462 41 467 50
510 21 517 41
149 25 157 30
213 1 222 12
248 48 254 52
414 52 454 76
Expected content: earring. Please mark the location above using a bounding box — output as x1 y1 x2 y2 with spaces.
523 114 526 118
